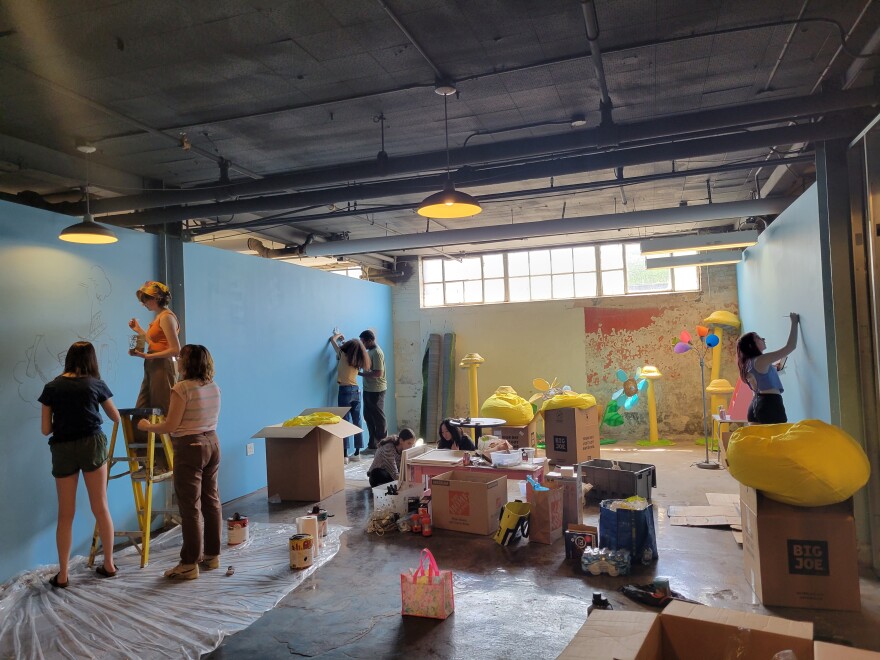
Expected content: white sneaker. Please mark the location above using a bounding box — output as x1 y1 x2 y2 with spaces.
349 454 361 462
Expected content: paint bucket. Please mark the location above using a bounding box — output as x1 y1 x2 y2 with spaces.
227 513 249 545
289 534 314 569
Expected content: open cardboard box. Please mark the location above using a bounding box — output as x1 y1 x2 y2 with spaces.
558 599 878 659
430 469 507 535
253 407 361 502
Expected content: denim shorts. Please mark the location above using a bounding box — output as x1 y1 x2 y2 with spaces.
50 432 109 478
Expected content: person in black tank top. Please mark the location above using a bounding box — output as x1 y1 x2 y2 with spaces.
736 313 800 424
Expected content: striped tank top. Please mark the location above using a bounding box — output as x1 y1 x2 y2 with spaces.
171 379 221 437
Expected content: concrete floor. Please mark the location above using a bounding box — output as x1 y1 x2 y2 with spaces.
206 444 880 659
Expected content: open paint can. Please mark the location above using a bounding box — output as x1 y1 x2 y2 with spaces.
289 534 314 569
227 513 249 545
310 506 329 537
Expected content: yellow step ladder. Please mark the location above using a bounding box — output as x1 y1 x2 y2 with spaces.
88 407 176 568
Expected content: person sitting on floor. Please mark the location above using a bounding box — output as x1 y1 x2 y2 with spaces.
367 428 416 487
437 418 477 451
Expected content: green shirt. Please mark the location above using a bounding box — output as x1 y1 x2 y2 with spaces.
364 346 387 392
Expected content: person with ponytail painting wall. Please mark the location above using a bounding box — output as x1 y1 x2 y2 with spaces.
736 313 800 424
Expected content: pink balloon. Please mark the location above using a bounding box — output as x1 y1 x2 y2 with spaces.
679 330 691 342
674 342 692 353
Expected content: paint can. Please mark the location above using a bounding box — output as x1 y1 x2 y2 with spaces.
289 534 314 569
309 506 329 537
227 513 249 545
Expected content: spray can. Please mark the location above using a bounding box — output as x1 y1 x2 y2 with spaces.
411 513 422 534
587 592 612 616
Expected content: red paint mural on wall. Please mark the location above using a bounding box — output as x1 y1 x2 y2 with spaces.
584 308 659 335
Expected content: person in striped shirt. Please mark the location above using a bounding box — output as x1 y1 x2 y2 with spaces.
138 344 221 580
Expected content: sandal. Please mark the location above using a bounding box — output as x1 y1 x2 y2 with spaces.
49 573 68 589
96 565 117 578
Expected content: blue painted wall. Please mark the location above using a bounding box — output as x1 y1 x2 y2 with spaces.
0 200 394 582
183 241 396 502
0 201 159 581
736 184 832 422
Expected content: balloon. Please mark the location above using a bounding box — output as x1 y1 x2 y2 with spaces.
679 330 691 342
674 342 692 353
706 334 720 347
696 325 709 338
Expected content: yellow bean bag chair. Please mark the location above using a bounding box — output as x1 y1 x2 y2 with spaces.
727 419 870 506
480 386 534 426
540 391 597 413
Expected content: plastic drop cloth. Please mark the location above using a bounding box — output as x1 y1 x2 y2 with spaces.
0 522 346 659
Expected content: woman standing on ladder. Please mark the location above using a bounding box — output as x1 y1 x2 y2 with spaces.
129 281 181 470
736 312 800 424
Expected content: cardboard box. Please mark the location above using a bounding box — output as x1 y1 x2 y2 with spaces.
494 418 538 449
430 470 507 535
253 407 361 502
559 599 816 660
543 406 600 465
740 484 860 611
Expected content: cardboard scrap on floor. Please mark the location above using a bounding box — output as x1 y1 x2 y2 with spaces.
666 492 742 544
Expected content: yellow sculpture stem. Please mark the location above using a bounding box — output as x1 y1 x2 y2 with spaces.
647 380 659 444
467 366 479 437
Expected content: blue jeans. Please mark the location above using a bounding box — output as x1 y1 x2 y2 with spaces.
337 385 364 455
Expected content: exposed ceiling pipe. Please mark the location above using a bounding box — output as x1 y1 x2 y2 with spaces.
301 198 792 257
71 87 880 216
104 114 867 227
377 0 447 82
581 0 612 108
93 15 870 146
189 154 815 236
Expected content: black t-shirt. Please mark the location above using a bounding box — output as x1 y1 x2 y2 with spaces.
38 376 113 443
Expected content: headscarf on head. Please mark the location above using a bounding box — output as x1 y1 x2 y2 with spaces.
138 281 169 297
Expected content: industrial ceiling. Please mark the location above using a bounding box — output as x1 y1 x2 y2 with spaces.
0 0 878 273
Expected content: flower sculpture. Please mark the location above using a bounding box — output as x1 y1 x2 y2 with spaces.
611 368 647 410
674 325 720 469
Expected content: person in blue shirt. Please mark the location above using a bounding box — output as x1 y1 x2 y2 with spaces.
736 313 799 423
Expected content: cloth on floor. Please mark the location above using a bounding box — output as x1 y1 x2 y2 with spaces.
344 460 370 481
0 522 346 659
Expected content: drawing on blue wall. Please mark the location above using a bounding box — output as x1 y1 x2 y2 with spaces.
13 265 118 409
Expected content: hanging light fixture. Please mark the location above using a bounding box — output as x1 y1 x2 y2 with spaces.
417 85 482 219
59 146 118 244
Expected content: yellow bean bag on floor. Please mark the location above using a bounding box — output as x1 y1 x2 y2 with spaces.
480 386 534 425
727 419 870 506
540 391 597 413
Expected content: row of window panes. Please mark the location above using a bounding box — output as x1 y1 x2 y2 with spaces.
421 244 699 307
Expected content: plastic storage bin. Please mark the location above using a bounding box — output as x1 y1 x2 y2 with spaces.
491 450 522 467
580 459 656 502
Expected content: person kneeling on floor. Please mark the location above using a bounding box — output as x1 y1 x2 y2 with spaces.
367 428 416 487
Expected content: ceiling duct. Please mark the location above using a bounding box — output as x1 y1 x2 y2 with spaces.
300 198 791 257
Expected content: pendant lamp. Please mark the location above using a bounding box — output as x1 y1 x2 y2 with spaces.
417 88 482 219
59 147 118 244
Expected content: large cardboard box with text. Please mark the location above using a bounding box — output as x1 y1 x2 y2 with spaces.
253 407 361 502
557 599 878 659
430 470 507 535
494 418 538 449
740 484 860 611
544 406 600 465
